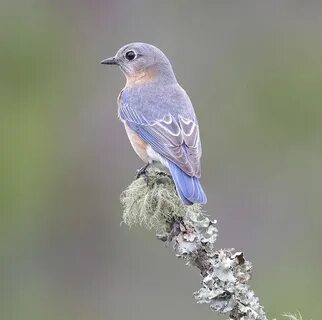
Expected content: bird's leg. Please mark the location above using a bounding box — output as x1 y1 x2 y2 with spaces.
136 163 150 180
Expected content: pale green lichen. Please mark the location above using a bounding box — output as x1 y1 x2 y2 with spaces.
282 313 304 320
120 166 201 232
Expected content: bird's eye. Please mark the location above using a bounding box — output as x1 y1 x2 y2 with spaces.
125 50 136 61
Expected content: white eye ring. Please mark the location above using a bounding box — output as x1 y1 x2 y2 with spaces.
125 50 136 61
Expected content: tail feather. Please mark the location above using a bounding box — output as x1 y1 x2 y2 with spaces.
168 161 207 205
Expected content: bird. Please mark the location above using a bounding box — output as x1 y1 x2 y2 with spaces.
101 42 207 205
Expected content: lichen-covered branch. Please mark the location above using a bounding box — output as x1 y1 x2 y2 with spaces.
121 166 267 320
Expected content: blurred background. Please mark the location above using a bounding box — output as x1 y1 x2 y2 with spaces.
1 0 322 319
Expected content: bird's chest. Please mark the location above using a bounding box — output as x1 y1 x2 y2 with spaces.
124 124 149 163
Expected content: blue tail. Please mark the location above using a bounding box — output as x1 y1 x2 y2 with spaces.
168 161 207 205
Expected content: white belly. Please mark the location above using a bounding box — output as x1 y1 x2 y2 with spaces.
146 145 169 168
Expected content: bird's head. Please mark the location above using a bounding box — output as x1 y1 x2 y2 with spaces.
101 42 176 86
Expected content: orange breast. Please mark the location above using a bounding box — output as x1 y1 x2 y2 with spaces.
126 67 156 86
124 124 149 162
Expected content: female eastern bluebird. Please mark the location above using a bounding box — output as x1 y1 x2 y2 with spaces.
101 42 207 205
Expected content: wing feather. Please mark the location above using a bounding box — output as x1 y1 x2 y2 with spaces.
118 88 202 177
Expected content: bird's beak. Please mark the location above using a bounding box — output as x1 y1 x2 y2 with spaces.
100 56 118 65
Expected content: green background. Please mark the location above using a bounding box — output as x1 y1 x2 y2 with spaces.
1 1 322 319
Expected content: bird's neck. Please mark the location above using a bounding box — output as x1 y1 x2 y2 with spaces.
126 64 177 87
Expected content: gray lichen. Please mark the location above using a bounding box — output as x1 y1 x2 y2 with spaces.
121 166 267 320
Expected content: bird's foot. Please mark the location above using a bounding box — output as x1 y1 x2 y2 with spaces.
157 171 171 179
136 163 150 183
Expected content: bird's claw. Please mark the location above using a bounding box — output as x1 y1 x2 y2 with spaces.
136 163 150 185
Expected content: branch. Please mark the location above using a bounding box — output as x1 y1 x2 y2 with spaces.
120 166 266 320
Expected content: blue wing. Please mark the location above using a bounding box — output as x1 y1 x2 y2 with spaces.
118 88 202 177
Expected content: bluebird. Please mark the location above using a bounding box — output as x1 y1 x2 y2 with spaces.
101 43 207 205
